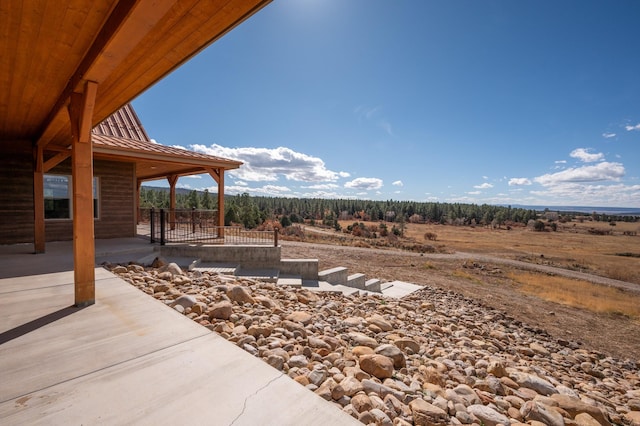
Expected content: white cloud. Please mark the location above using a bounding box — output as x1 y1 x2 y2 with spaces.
508 178 532 186
473 183 493 189
190 144 348 183
602 132 616 138
482 176 489 180
182 174 202 179
570 148 604 163
467 191 481 195
344 177 383 190
303 183 339 190
392 180 403 187
625 123 640 131
555 160 567 164
531 183 640 206
171 144 187 150
223 184 292 197
534 162 625 186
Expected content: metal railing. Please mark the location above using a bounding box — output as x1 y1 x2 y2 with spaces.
143 208 277 246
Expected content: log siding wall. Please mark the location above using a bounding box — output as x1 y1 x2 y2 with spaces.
0 142 35 244
0 147 136 244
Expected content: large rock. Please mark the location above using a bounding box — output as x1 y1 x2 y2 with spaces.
467 404 511 426
550 394 611 426
286 311 313 325
393 338 420 354
409 398 450 426
521 400 565 426
509 371 558 396
366 314 393 331
227 285 255 304
375 344 406 369
351 394 373 413
208 301 233 320
339 376 364 397
171 294 197 309
348 332 378 348
359 354 394 379
575 413 603 426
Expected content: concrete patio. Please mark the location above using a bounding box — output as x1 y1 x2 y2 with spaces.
0 240 359 425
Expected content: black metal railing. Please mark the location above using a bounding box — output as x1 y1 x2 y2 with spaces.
143 208 277 246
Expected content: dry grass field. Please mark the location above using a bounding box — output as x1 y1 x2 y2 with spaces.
397 220 640 284
320 219 640 321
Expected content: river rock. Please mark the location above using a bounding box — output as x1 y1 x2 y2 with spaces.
209 300 233 320
409 398 450 426
359 354 394 379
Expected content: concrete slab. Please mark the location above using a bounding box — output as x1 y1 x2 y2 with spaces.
380 280 423 298
277 275 302 287
193 262 239 275
236 268 279 282
0 269 360 425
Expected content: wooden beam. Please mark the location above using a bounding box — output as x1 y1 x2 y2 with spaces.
33 146 45 254
68 80 98 307
36 0 142 148
43 151 71 173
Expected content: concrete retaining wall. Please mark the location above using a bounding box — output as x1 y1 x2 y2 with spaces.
280 259 318 280
159 245 282 269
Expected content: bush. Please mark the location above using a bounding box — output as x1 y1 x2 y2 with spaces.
533 220 546 232
424 232 438 241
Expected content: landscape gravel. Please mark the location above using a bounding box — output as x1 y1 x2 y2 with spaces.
109 262 640 426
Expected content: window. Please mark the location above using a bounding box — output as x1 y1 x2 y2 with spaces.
44 175 99 219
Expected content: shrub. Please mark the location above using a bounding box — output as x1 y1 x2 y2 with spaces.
424 232 438 241
533 220 546 232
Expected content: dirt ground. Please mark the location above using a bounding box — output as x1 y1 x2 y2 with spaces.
280 240 640 362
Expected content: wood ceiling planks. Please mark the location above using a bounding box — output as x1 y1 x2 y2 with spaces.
1 0 271 146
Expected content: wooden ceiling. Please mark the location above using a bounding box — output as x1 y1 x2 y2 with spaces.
0 0 271 149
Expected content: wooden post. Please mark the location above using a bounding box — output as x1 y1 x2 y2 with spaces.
168 175 178 230
68 81 98 307
136 179 142 224
33 146 46 253
207 168 225 238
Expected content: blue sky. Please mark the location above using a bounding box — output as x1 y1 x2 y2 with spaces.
133 0 640 208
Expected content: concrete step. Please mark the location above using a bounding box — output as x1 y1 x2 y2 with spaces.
193 262 239 275
303 280 360 296
365 278 381 293
235 268 279 283
347 273 366 289
318 267 348 285
277 275 303 287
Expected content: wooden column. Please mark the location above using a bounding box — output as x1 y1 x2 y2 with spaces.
33 146 45 253
217 169 224 231
68 81 98 307
167 175 178 230
136 179 142 224
207 168 225 237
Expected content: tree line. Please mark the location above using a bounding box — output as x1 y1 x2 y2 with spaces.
139 186 639 229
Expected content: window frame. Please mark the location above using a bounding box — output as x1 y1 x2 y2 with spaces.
43 174 100 220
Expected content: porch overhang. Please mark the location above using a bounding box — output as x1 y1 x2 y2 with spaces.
0 0 272 306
